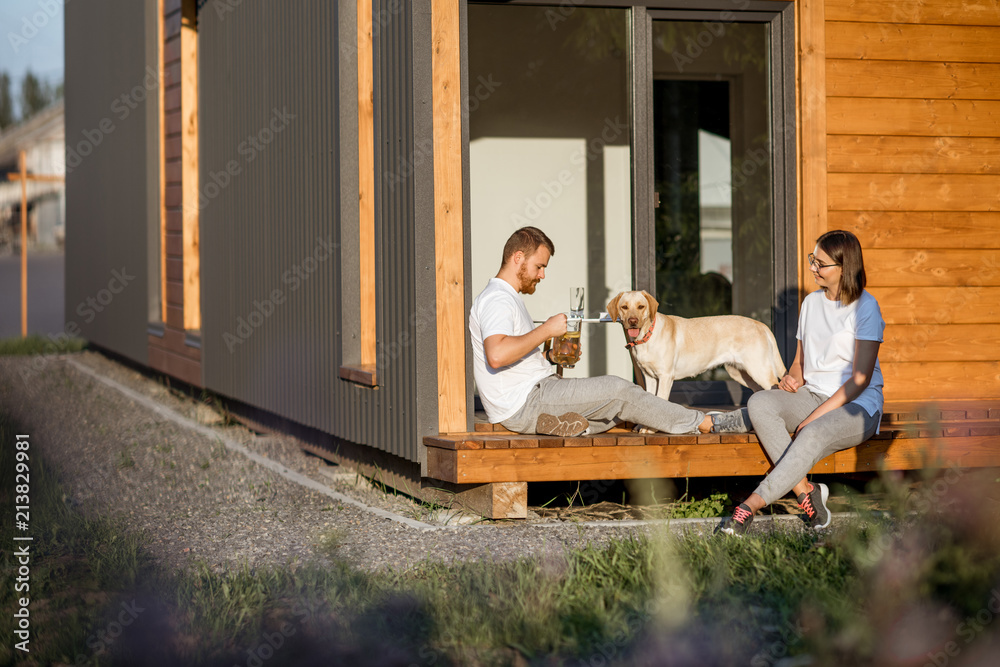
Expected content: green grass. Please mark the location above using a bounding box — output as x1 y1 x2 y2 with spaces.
0 334 87 356
3 410 999 666
0 415 157 666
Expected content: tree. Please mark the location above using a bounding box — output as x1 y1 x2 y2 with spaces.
0 71 14 130
19 70 50 121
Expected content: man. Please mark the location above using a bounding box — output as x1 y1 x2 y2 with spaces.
469 226 737 437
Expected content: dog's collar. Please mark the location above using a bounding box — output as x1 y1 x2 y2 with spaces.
625 317 656 349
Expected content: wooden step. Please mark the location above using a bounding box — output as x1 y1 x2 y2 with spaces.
426 435 1000 484
430 401 1000 484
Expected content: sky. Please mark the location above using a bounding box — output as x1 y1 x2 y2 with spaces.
0 0 65 116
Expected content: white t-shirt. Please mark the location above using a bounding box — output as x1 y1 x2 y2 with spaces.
469 278 555 423
798 289 885 418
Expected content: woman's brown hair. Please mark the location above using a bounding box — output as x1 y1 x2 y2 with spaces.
817 229 866 305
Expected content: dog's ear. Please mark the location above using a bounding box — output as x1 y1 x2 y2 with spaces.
606 292 623 322
642 290 659 314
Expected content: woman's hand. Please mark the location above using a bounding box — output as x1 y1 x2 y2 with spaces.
793 414 815 438
779 342 805 392
779 374 801 393
792 339 881 438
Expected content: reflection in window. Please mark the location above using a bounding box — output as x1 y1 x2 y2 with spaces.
652 22 772 328
468 4 632 381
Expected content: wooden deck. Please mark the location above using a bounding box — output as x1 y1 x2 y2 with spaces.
425 401 1000 485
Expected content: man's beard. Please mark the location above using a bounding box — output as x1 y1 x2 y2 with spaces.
517 265 539 294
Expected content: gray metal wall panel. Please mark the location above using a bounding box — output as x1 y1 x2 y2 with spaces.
410 0 440 469
200 1 430 464
374 0 417 460
64 0 153 364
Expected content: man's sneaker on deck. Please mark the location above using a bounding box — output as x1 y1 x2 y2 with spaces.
715 503 754 536
711 407 751 434
536 412 589 437
797 482 831 529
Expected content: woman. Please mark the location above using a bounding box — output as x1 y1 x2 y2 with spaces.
718 230 885 535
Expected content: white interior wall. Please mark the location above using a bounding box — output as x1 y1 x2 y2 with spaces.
470 138 633 382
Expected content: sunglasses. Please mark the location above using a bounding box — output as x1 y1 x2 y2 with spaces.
808 253 840 270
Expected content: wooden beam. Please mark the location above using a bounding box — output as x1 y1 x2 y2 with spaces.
828 136 1000 175
432 0 467 432
337 364 378 386
180 0 200 330
159 0 168 323
357 0 377 367
828 173 1000 211
870 286 1000 325
882 324 1000 362
450 482 527 519
3 152 66 337
826 0 1000 27
833 211 1000 249
426 436 997 484
797 0 827 289
19 150 27 337
827 22 1000 64
864 248 1000 287
829 98 1000 138
882 361 1000 401
827 60 1000 101
6 173 63 183
834 436 1000 472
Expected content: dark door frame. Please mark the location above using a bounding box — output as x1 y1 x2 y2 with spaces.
632 2 798 372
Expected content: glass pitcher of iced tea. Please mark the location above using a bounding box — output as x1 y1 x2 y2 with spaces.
551 287 583 368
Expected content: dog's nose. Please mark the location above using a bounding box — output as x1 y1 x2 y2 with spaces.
627 318 638 326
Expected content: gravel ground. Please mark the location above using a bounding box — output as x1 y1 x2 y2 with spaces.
1 350 727 574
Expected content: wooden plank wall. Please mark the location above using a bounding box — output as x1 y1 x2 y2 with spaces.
148 0 201 387
821 0 1000 402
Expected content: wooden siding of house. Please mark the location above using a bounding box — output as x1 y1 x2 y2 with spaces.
432 0 468 433
148 0 201 387
817 0 1000 403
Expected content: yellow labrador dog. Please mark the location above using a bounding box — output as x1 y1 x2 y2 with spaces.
607 290 785 402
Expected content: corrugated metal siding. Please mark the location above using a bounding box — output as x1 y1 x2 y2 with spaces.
199 1 434 465
375 0 414 459
64 0 154 364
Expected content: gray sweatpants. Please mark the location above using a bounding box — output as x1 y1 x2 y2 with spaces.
502 375 704 435
747 388 881 505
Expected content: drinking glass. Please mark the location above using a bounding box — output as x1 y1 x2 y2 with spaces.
552 287 584 368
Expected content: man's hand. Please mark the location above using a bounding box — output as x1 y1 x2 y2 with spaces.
541 313 568 339
484 313 568 370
